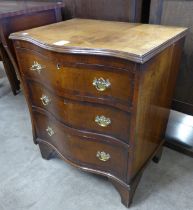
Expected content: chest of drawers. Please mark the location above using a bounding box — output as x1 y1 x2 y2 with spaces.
10 19 187 207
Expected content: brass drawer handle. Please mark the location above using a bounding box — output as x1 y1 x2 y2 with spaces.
40 95 51 106
46 126 55 136
95 115 111 127
93 77 111 91
30 61 45 74
96 151 111 162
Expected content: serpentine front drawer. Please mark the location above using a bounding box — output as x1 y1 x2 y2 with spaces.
27 80 131 143
33 110 129 182
16 46 135 111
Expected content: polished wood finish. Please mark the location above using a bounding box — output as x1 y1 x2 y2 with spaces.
10 19 186 63
39 141 58 160
110 170 143 207
10 19 186 207
34 109 128 181
27 81 131 144
127 37 185 180
15 46 135 110
0 1 63 95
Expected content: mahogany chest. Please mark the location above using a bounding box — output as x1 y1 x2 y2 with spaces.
9 19 187 207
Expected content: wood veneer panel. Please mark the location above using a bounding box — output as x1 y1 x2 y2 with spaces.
130 39 184 177
10 18 187 63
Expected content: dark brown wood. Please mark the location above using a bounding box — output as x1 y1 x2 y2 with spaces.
62 0 143 22
10 19 186 64
39 141 57 160
0 1 63 95
110 170 143 207
10 19 186 207
35 109 129 182
15 45 135 111
0 1 63 19
127 39 185 179
27 81 131 144
0 41 20 94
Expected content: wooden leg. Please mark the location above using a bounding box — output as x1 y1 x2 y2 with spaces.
38 142 57 160
152 146 163 163
110 172 143 208
0 42 20 95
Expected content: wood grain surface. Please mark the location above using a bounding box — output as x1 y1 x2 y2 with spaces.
10 18 187 63
15 45 135 111
27 81 131 144
34 109 129 182
0 1 64 19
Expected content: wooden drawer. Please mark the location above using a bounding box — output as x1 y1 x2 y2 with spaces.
33 110 128 181
28 81 130 143
17 48 135 110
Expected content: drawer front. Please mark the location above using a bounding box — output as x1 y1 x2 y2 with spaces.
17 48 135 109
33 110 128 181
28 81 130 143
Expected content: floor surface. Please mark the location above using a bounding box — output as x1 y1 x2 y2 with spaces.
0 63 193 210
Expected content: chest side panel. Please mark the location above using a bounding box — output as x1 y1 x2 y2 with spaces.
130 39 184 178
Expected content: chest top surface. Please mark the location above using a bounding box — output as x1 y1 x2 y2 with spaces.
10 18 187 63
0 1 63 19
